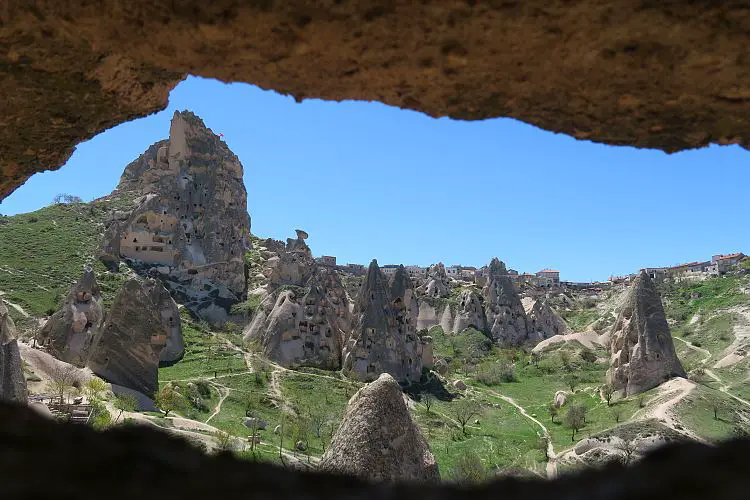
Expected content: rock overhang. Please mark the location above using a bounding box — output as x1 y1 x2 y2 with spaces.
3 1 750 199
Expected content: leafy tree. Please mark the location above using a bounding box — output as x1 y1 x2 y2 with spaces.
547 402 559 423
579 349 597 363
564 374 580 393
113 394 137 423
85 377 108 403
611 407 623 423
565 404 587 441
51 193 83 205
535 436 550 462
155 385 185 417
48 365 79 404
452 398 482 435
215 430 234 452
421 391 435 414
616 438 637 466
602 384 615 406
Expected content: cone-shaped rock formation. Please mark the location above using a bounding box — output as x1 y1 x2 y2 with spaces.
0 301 27 403
318 373 439 482
483 258 529 345
607 271 686 396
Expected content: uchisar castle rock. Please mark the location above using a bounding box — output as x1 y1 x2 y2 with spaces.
100 110 251 325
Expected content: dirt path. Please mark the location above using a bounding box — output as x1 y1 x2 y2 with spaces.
714 307 750 369
635 378 703 442
673 336 712 365
473 387 557 478
205 384 229 424
703 369 750 408
0 291 30 318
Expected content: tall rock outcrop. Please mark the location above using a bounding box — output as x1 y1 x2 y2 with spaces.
0 301 27 404
607 271 686 397
319 373 439 482
39 268 105 367
343 261 423 383
523 297 569 344
483 258 529 345
87 279 171 395
99 110 251 324
452 290 487 333
244 267 349 370
419 263 450 298
243 231 347 369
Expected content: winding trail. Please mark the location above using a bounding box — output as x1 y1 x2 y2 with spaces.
205 384 229 424
634 378 703 442
473 386 557 478
673 336 711 365
0 291 30 318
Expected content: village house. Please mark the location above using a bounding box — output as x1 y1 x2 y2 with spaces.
536 269 560 286
381 265 400 277
667 261 711 277
712 253 747 274
404 265 427 278
315 255 337 267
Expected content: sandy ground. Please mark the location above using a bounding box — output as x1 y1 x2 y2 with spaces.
532 330 606 352
634 377 702 442
713 307 750 369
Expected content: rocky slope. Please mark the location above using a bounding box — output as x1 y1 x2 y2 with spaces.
99 110 251 324
319 373 439 482
523 297 569 343
608 271 686 397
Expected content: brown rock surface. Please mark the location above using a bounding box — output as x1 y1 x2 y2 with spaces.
4 2 750 199
318 373 439 482
39 268 105 367
86 279 170 395
523 297 569 344
607 271 686 397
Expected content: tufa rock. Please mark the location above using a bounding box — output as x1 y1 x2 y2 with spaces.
554 390 567 408
607 271 686 397
452 290 487 333
343 262 423 383
0 301 27 404
39 268 105 367
483 258 529 346
99 110 251 325
318 373 439 482
87 279 171 395
523 297 569 344
419 263 450 298
245 245 350 370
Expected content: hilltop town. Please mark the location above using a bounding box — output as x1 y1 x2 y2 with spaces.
1 111 750 483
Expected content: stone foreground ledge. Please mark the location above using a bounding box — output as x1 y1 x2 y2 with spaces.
3 1 750 198
0 402 748 499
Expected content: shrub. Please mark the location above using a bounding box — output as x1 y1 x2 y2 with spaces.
195 379 212 398
449 453 488 484
475 362 517 385
579 349 597 363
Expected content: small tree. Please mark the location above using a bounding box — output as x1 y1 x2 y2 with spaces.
215 430 234 452
547 402 559 423
535 436 550 462
616 438 637 466
565 404 586 442
602 384 615 406
565 374 580 393
559 351 572 371
48 365 79 404
449 452 487 484
452 398 482 435
611 407 623 423
85 377 108 403
113 394 137 423
155 385 185 417
421 391 435 414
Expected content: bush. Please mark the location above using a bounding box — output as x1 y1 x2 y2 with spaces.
449 453 488 484
195 379 212 398
579 349 597 363
475 362 517 385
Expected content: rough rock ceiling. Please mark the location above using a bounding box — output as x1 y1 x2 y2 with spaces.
2 1 750 199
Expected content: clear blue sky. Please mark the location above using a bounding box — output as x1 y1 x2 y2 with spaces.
2 76 748 282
